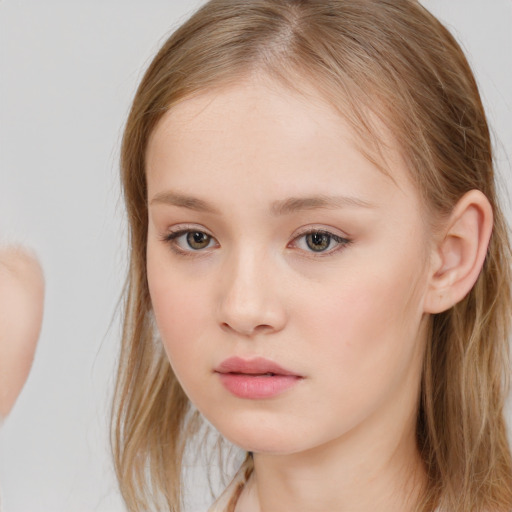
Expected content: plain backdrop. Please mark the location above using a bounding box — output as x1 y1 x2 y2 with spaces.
0 1 511 511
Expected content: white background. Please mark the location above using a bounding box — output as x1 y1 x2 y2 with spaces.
0 1 510 511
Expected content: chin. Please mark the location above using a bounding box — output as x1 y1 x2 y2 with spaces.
229 434 303 455
208 413 314 455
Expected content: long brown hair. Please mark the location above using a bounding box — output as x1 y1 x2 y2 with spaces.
112 1 512 510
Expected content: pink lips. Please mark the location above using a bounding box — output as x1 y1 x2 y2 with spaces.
215 357 303 399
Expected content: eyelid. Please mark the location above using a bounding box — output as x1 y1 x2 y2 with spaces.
163 223 214 238
291 224 351 239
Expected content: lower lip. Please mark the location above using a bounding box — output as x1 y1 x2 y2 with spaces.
217 373 302 399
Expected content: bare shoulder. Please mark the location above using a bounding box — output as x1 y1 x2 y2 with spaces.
0 246 44 288
0 246 44 418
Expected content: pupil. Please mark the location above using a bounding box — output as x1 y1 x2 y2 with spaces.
307 232 330 252
187 231 210 249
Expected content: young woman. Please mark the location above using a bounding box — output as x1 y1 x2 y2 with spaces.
111 1 512 511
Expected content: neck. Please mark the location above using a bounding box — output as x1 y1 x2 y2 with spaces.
248 437 425 512
236 369 427 512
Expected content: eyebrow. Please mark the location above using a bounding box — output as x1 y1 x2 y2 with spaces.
150 191 221 214
150 191 375 215
270 195 375 215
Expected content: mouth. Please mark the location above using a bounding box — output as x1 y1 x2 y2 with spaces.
214 357 303 399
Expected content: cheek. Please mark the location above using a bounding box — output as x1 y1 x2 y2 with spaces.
146 250 211 375
299 251 428 391
152 289 208 364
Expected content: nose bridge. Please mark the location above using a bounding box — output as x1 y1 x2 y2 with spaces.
217 243 285 336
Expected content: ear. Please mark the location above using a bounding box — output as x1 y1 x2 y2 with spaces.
423 190 493 314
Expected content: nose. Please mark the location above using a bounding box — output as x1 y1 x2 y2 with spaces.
216 249 287 337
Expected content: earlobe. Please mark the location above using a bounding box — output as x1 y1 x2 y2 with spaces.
423 190 493 314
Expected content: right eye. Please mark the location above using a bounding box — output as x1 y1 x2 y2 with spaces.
164 229 217 254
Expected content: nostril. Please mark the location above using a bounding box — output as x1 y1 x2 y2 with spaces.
220 321 274 336
254 324 273 334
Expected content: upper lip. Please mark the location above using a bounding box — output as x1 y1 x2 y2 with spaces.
215 357 301 377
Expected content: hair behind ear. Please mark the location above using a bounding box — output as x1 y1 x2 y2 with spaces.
419 204 512 511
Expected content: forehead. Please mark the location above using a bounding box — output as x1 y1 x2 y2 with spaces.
145 76 415 205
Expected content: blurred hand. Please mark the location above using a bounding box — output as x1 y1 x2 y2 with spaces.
0 247 44 419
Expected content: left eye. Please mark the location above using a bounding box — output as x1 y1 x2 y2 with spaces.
293 230 350 253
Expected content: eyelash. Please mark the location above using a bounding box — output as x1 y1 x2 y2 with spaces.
161 226 352 258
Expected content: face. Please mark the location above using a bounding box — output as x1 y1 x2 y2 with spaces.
146 77 433 455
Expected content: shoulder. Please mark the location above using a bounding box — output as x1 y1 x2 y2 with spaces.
208 459 253 512
208 474 245 512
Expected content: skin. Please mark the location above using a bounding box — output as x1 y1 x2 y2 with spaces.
0 247 44 420
145 76 493 511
